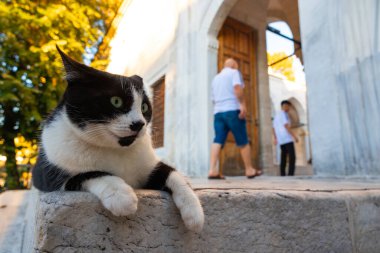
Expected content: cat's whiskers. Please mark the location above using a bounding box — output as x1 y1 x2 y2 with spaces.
111 125 130 130
74 124 107 135
65 103 82 112
75 130 108 142
83 119 111 124
82 124 132 140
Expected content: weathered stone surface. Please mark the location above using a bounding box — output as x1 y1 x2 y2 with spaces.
0 178 378 252
31 189 380 253
344 192 380 253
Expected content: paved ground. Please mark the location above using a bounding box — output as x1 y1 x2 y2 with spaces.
0 190 31 253
0 176 379 252
191 175 380 191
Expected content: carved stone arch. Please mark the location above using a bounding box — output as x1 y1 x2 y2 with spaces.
199 0 238 38
288 97 306 127
266 0 302 62
267 10 288 24
200 0 275 174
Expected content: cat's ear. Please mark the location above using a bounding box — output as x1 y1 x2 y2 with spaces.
56 45 89 82
129 75 143 89
130 75 142 82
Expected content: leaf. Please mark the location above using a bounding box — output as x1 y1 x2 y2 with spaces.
0 93 20 103
267 52 296 81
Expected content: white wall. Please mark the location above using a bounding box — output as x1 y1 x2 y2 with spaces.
269 73 306 118
107 0 216 177
299 0 380 176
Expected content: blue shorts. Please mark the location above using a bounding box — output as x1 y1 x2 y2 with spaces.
213 110 249 147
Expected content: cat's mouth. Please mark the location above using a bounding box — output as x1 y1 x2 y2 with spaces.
118 135 138 147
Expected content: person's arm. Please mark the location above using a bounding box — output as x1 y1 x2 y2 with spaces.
233 70 246 119
234 85 246 119
280 111 298 143
272 128 278 145
284 123 299 143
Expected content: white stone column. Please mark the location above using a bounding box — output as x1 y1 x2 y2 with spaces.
299 0 380 176
256 23 275 175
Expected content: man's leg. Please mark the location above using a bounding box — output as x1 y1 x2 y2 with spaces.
208 143 222 176
209 113 228 177
226 110 258 177
280 144 287 176
240 144 257 177
288 142 296 176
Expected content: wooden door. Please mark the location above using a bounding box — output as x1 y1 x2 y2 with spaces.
217 17 259 176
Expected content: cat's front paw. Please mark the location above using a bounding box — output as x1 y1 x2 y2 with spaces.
180 195 204 233
101 183 138 217
166 172 205 232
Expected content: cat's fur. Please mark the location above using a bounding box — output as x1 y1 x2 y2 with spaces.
32 46 204 232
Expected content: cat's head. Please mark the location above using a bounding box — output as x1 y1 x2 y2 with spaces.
56 46 152 148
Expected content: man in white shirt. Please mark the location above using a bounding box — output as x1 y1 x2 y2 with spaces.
208 58 260 179
273 100 299 176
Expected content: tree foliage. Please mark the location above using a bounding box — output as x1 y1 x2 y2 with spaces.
267 52 295 82
0 0 121 189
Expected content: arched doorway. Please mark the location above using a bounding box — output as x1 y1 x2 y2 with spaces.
202 0 274 175
266 18 313 175
201 0 305 176
288 97 311 170
217 17 259 176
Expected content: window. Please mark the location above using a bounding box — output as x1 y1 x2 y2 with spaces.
151 77 165 148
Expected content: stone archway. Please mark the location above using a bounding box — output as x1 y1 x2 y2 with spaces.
199 0 275 174
288 97 306 126
267 0 302 61
287 97 310 168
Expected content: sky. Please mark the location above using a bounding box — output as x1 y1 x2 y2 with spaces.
266 21 306 84
266 21 294 55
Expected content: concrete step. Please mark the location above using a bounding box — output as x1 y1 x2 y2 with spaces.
24 177 380 253
223 164 313 176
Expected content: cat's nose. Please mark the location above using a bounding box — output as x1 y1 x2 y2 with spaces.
130 121 145 132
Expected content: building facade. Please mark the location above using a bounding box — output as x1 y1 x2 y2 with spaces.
107 0 380 177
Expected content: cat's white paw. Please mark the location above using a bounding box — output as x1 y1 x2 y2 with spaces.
166 171 205 232
181 198 204 233
84 176 138 216
101 184 138 216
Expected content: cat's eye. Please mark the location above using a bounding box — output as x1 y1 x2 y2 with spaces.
110 96 123 108
141 103 149 113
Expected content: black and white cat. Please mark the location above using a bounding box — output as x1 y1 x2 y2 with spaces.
32 46 204 232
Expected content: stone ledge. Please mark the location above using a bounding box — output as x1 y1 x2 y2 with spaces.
28 186 380 253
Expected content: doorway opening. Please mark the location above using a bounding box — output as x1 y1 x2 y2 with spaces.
217 17 259 176
266 20 313 175
206 0 313 176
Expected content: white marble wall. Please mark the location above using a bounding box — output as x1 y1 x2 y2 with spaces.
299 0 380 176
107 0 292 177
108 0 217 177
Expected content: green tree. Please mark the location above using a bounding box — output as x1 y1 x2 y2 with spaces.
0 0 121 189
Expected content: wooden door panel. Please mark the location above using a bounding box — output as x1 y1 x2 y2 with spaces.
218 17 259 176
242 61 250 76
237 32 250 55
224 27 236 50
